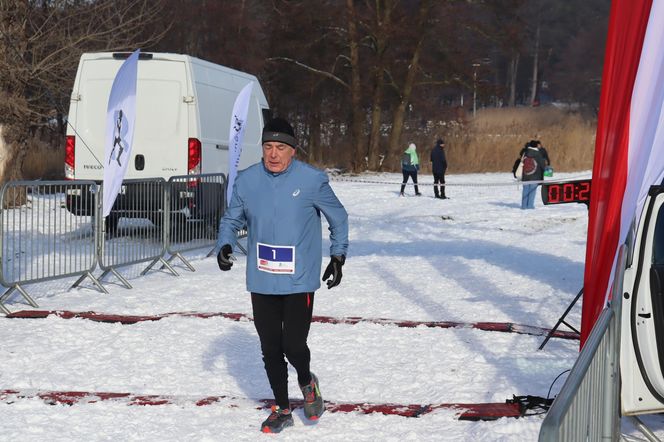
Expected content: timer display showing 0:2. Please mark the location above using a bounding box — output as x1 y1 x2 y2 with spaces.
541 179 591 205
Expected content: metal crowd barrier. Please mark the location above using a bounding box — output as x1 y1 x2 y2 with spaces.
0 174 227 314
93 178 177 289
539 246 625 442
0 180 103 313
165 173 226 271
236 227 248 255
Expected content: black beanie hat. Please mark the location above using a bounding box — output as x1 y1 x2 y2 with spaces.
262 117 297 148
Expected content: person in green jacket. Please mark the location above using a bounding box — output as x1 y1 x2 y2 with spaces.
399 142 422 196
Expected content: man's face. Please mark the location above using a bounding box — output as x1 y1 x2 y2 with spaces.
262 141 295 173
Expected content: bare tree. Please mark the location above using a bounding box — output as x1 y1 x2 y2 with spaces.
0 0 167 182
366 0 397 170
345 0 365 171
385 0 432 159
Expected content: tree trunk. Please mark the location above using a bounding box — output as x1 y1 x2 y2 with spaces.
0 125 7 185
368 79 385 170
387 0 429 161
508 51 520 107
0 126 28 207
346 0 365 172
388 39 424 160
530 24 540 106
367 0 393 171
308 99 322 164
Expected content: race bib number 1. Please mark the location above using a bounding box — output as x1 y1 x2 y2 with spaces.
257 243 295 274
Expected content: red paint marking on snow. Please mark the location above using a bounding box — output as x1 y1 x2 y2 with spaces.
95 392 131 400
196 396 226 406
129 396 171 406
450 402 522 421
5 310 579 340
38 391 93 405
328 402 432 417
474 322 512 332
0 389 522 420
78 312 158 324
6 310 51 319
176 312 249 321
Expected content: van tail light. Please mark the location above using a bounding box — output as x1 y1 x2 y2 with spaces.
187 137 201 187
188 138 201 174
65 135 75 179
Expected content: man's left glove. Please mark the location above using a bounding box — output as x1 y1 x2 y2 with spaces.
217 244 234 271
322 255 345 289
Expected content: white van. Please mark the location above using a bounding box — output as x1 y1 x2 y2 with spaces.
65 51 269 181
63 52 270 228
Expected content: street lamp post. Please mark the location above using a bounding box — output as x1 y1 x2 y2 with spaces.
472 63 480 117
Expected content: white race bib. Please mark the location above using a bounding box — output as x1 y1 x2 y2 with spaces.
257 242 295 274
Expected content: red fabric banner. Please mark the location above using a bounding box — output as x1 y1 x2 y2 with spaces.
581 0 652 347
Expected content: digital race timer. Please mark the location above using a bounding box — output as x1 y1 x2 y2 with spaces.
541 179 591 206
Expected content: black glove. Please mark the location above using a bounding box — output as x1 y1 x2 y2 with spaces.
217 244 234 271
322 255 345 289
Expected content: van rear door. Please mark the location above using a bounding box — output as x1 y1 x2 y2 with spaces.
72 55 190 180
189 58 267 175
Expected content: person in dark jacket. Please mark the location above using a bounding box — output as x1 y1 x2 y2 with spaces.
430 138 448 199
515 139 550 209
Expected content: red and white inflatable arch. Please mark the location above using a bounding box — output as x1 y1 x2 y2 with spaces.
582 0 664 347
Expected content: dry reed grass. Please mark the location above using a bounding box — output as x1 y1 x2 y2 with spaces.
431 106 596 174
22 133 65 181
12 106 596 182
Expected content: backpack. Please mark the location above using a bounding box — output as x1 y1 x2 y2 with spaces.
522 155 538 176
401 152 412 167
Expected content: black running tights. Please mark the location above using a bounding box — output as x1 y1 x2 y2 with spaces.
251 292 314 410
400 170 419 194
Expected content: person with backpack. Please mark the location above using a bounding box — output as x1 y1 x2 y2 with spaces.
430 138 448 199
399 142 422 196
513 139 551 209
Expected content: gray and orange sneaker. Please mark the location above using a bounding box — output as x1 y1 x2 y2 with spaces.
300 372 325 420
261 405 294 433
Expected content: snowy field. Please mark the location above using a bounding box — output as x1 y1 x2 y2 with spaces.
1 171 662 441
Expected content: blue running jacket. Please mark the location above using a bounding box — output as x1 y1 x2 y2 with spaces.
216 160 349 294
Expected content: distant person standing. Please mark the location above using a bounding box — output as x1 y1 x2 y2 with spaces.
430 138 448 199
537 140 552 177
399 142 422 196
514 139 550 209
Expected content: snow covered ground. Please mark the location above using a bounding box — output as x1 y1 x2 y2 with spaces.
1 171 662 441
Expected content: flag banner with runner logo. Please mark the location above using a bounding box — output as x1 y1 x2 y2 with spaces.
103 49 140 217
227 82 254 204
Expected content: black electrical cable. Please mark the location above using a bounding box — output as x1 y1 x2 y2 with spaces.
547 369 571 402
